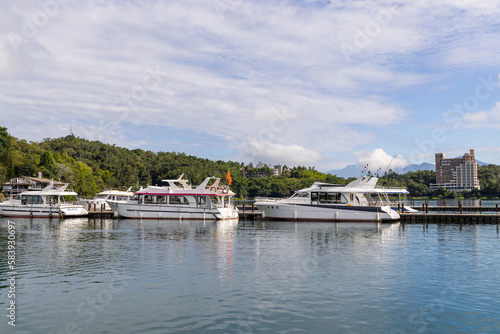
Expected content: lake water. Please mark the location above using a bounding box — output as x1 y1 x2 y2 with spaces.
1 217 500 334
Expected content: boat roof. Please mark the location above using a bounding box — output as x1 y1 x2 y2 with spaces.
96 189 135 196
296 176 409 194
19 183 79 196
135 175 235 196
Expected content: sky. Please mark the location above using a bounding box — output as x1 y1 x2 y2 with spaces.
1 0 500 173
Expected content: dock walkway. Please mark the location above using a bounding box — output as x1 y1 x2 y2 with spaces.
400 212 500 224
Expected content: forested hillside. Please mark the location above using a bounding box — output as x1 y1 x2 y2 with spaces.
1 126 499 199
0 127 350 198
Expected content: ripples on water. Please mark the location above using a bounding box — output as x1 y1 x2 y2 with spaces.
1 218 500 333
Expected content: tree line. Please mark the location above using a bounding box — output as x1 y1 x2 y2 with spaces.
1 126 499 199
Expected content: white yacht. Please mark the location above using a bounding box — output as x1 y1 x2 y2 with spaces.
109 174 239 220
0 182 88 218
79 187 139 211
255 176 409 222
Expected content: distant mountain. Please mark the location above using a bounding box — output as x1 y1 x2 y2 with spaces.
400 163 435 173
328 160 493 178
328 162 435 178
327 164 360 178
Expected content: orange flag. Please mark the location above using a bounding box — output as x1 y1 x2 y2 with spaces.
226 169 232 185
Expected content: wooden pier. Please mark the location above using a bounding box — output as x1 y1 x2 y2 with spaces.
88 210 114 219
411 206 499 212
400 212 500 224
237 202 262 218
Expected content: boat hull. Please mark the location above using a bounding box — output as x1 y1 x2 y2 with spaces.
255 202 400 222
0 204 88 218
112 202 238 220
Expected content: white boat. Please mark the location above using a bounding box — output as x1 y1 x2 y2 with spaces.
109 174 239 220
79 187 139 211
0 182 88 218
255 176 409 222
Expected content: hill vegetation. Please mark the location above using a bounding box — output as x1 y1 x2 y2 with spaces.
1 126 499 199
0 127 351 198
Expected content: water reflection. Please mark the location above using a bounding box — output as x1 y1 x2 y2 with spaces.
215 219 238 281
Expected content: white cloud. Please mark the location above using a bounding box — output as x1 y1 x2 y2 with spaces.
240 141 323 166
1 0 500 167
463 101 500 128
353 148 409 173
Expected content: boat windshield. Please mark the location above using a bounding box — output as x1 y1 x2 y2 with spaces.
291 192 310 198
116 195 131 201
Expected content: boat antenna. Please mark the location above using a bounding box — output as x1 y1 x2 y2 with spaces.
361 164 369 176
383 155 396 176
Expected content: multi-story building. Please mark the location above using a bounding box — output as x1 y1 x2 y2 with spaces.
430 149 480 192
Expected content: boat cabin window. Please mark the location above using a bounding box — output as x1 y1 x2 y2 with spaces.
196 196 211 207
156 196 167 204
319 192 344 204
23 195 44 205
130 194 143 203
197 196 206 205
311 192 318 204
169 195 189 205
144 195 156 204
47 195 58 205
291 192 310 198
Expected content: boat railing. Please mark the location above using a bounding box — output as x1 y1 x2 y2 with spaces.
367 199 410 206
373 186 408 191
254 197 282 202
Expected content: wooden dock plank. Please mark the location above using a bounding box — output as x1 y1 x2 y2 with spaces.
400 212 500 224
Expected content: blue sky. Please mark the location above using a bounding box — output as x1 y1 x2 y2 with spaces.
1 0 500 172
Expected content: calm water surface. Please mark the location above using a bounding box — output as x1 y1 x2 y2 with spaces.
1 217 500 334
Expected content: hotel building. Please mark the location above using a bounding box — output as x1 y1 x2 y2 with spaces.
430 149 480 192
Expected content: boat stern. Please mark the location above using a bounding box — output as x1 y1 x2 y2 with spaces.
60 206 88 217
215 207 239 220
380 206 400 221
